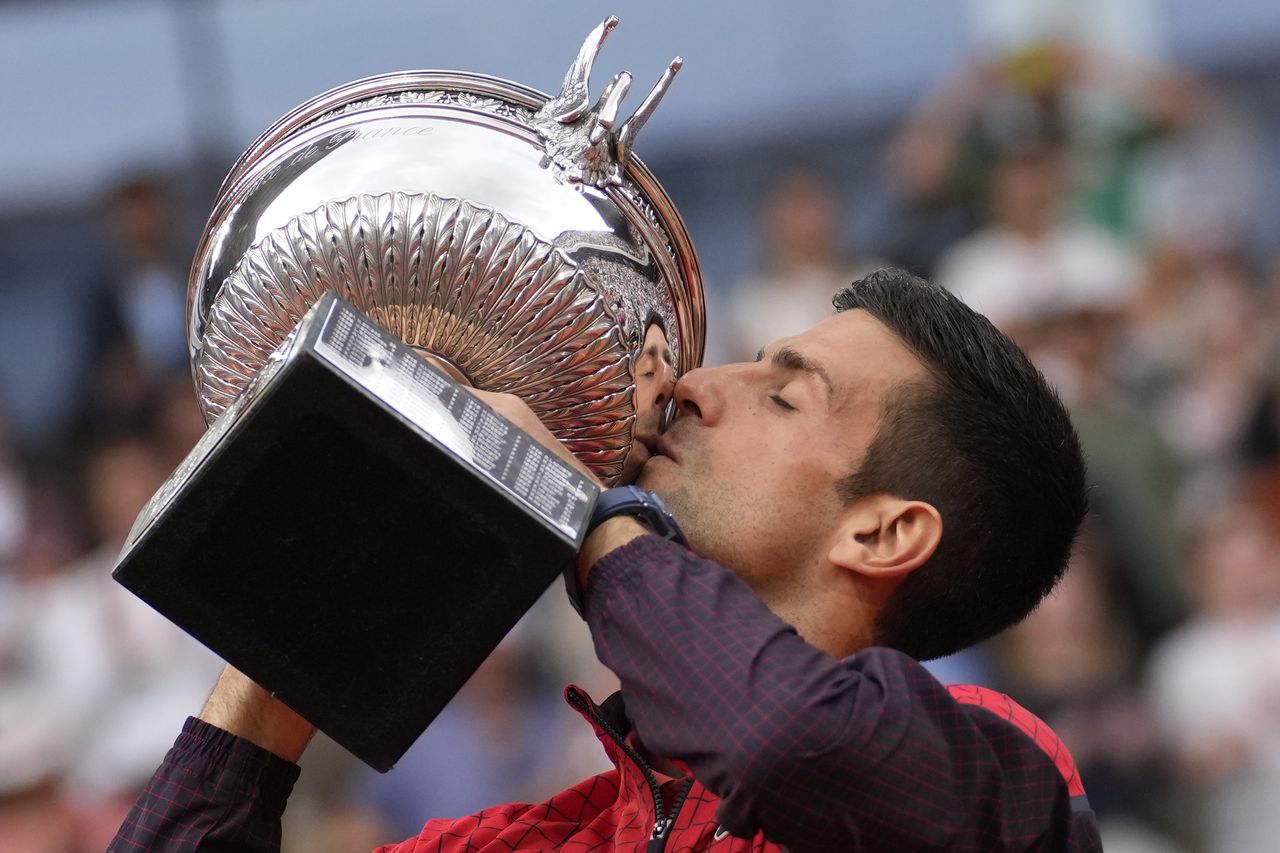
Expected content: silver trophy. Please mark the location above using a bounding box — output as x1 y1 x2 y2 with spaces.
193 14 701 481
113 17 704 771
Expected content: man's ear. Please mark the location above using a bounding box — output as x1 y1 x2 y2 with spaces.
828 495 942 580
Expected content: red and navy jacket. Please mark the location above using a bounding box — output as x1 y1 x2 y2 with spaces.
110 536 1101 851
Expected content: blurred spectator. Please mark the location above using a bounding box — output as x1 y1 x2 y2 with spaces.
934 141 1140 352
1071 397 1185 645
1237 257 1280 481
90 176 189 373
1144 254 1265 521
152 372 210 469
76 175 190 442
1119 241 1208 409
1058 297 1187 641
0 471 89 794
886 43 1202 262
0 465 89 852
64 436 222 848
0 435 221 851
1148 504 1280 853
1127 88 1263 265
713 169 881 363
995 535 1174 848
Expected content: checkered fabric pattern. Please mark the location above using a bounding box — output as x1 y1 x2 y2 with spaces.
582 536 1102 851
946 684 1089 801
109 535 1100 851
106 716 299 852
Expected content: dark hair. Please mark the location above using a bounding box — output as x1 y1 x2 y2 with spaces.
644 309 667 336
833 268 1087 660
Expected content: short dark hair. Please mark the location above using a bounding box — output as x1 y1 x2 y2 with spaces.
644 309 667 336
833 268 1087 660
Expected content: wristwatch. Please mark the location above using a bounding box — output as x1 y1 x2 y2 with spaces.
587 485 687 546
565 485 688 617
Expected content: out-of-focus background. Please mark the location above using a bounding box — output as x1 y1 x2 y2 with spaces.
1 1 1278 851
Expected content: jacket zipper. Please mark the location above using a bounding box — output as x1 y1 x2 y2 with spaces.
649 777 695 852
566 688 695 852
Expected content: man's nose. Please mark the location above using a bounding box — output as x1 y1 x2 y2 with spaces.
650 360 676 411
673 365 721 423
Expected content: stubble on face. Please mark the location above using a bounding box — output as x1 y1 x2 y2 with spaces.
638 310 931 616
638 418 724 555
638 416 834 604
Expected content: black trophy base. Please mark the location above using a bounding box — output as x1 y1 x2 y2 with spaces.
114 295 596 771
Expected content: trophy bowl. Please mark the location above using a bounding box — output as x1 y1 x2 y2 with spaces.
187 15 703 483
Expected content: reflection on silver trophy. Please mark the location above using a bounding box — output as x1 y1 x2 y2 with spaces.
112 17 706 771
190 14 703 481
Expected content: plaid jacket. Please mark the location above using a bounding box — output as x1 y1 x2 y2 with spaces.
110 536 1101 851
108 681 1093 852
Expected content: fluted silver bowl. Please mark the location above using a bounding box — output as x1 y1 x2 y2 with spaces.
186 17 704 483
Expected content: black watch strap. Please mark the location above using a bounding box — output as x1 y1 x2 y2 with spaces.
587 485 687 545
565 486 687 617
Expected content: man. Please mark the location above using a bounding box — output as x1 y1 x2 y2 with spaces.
621 311 678 482
110 268 1097 851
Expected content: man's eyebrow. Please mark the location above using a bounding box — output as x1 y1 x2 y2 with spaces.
645 343 672 364
757 345 834 396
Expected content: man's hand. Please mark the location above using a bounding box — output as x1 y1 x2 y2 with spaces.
464 387 652 590
199 665 316 762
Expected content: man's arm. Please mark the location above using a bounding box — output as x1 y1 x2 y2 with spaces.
107 667 308 852
197 666 317 761
579 534 1093 851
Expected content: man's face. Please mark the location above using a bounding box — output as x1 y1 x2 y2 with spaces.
621 322 676 482
639 309 927 603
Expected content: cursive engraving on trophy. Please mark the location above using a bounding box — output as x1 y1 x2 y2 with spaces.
302 90 536 132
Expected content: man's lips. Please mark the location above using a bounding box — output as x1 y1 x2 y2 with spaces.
654 436 679 463
634 430 678 464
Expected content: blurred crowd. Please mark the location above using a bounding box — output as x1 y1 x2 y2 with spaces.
1 38 1278 853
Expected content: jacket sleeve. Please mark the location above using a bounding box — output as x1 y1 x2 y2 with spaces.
108 717 300 853
582 535 1095 851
